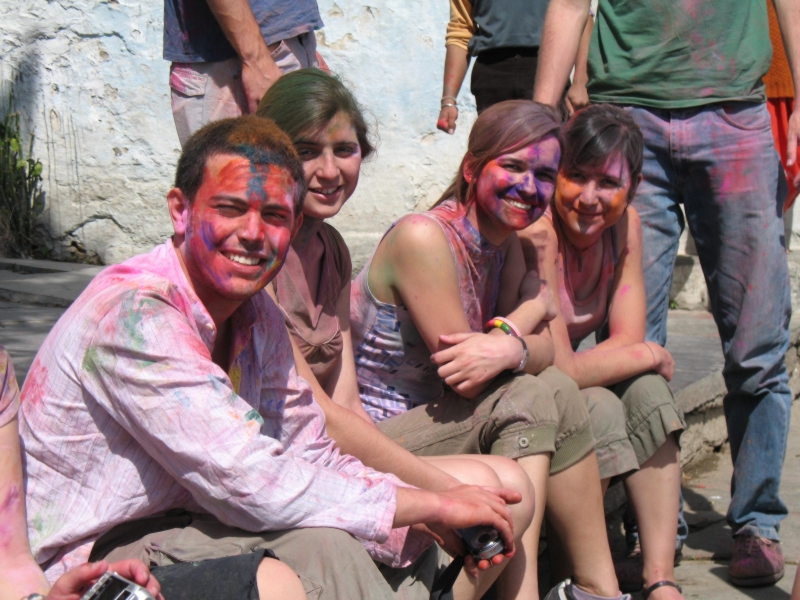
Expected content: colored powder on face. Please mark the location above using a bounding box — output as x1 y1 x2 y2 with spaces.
200 220 217 252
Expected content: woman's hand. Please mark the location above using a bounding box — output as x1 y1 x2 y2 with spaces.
432 332 522 395
644 342 675 381
437 105 459 135
47 560 162 600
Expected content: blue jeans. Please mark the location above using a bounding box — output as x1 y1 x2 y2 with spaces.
627 103 793 541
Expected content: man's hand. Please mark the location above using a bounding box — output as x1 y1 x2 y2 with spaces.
47 560 162 600
432 332 521 395
402 484 521 576
415 521 504 578
431 484 520 575
565 80 589 116
205 0 283 113
241 52 283 113
437 105 459 135
787 109 800 190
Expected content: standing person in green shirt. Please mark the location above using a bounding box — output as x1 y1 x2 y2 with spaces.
534 0 800 592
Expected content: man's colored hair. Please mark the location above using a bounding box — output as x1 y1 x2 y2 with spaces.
174 115 307 212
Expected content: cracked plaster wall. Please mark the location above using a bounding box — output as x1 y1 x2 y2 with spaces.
2 0 477 268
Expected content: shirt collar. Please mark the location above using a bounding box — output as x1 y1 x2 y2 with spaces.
162 240 259 356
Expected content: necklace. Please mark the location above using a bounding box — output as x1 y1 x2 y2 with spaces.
555 214 599 273
566 238 591 272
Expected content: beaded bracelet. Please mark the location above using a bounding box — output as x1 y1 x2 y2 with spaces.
485 316 521 337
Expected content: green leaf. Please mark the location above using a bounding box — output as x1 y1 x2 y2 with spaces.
9 138 20 154
32 162 43 177
16 159 26 170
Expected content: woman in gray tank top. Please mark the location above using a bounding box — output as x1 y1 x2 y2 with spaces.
352 100 631 600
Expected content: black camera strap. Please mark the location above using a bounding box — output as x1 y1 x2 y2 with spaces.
430 554 465 600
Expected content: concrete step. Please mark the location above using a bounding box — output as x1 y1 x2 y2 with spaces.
0 258 104 307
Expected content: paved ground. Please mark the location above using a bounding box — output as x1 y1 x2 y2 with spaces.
655 404 800 599
0 259 796 598
578 309 724 393
0 301 66 382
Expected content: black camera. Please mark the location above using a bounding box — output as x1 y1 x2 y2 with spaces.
457 526 505 561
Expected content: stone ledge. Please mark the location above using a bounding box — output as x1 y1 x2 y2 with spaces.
0 257 104 275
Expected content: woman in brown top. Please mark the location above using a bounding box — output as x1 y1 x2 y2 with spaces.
257 69 375 424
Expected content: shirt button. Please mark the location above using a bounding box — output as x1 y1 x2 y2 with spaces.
519 437 530 448
206 323 213 330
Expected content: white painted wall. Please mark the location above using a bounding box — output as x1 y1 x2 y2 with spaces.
1 0 476 269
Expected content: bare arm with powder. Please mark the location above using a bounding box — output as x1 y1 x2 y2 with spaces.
283 322 465 492
206 0 283 113
773 0 800 187
565 14 594 115
369 215 555 399
0 416 50 600
533 0 591 106
437 0 474 134
519 208 674 389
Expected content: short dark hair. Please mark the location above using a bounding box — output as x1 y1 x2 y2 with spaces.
561 104 643 199
174 115 307 212
257 68 375 159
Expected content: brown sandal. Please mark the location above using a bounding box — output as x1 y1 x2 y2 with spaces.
642 581 682 600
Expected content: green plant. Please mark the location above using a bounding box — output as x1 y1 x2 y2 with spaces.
0 87 44 258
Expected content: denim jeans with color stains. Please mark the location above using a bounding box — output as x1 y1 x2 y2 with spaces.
627 102 793 541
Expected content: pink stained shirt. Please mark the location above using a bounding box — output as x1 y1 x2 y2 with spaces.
19 240 428 581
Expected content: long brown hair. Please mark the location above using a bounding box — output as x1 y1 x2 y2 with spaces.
435 100 562 208
257 68 375 160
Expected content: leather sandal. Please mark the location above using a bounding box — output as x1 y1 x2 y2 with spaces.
642 580 682 600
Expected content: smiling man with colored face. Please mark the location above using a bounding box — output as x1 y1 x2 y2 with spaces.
16 116 524 600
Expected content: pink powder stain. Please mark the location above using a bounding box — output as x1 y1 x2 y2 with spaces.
20 360 47 407
618 284 631 297
0 484 20 512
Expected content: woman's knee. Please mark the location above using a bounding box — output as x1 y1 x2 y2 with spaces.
427 456 503 488
470 454 537 530
256 557 306 600
615 372 672 413
583 387 627 442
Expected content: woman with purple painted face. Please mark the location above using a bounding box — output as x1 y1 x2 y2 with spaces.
518 104 685 600
351 100 631 600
